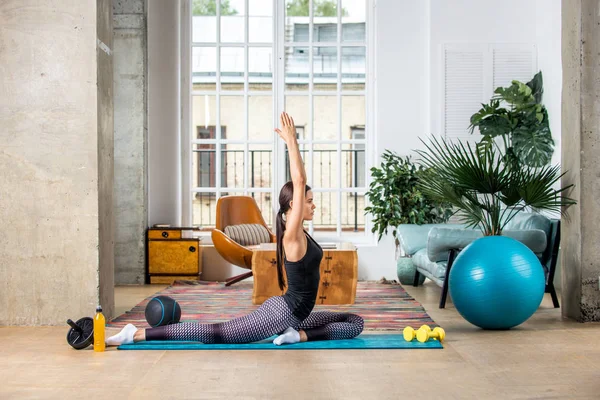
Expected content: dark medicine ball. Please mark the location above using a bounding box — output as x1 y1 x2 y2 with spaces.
145 295 181 327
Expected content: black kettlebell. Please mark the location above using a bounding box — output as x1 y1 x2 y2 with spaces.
66 317 94 350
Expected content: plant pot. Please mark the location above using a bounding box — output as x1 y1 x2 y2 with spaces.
396 256 425 286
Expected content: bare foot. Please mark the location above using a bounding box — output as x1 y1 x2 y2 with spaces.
133 328 146 342
299 329 308 342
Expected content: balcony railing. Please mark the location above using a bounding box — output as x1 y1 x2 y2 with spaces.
192 149 366 232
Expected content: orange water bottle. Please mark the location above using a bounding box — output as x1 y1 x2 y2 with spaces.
93 305 106 352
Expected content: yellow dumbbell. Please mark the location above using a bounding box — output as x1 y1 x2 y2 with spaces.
402 325 432 342
416 327 445 343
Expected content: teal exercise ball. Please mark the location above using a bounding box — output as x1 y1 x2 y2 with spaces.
449 236 545 330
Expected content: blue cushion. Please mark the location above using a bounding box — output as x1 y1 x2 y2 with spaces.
427 228 482 262
504 212 552 237
397 223 466 255
427 227 547 262
413 248 447 279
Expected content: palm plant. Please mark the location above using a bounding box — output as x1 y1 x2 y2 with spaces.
415 136 575 236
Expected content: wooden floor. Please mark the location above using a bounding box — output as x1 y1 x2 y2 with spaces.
1 281 599 399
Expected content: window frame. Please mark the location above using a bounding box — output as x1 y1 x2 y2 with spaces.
181 0 377 245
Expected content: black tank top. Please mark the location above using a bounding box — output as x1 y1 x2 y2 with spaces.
282 231 323 320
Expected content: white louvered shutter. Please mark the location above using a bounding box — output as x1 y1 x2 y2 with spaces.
492 46 536 91
443 47 485 140
442 44 537 141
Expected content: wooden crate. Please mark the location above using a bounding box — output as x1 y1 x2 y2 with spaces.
147 227 203 283
251 243 358 305
150 275 201 284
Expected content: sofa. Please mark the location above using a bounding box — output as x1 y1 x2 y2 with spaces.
397 212 561 309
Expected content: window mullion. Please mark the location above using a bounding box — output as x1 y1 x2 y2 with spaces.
336 0 342 238
365 0 374 242
308 0 314 235
182 0 192 226
284 41 357 47
274 0 285 221
215 0 221 199
244 0 249 194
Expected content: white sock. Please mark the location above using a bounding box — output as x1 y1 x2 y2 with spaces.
273 327 301 346
106 323 138 346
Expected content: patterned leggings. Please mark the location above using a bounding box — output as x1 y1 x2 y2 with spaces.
145 296 364 344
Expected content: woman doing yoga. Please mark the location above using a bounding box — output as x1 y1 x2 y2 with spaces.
106 112 364 346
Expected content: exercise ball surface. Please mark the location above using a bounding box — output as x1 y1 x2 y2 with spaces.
145 295 181 327
449 236 545 330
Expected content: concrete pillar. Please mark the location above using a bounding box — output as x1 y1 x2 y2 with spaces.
113 0 148 284
0 0 114 325
561 0 600 322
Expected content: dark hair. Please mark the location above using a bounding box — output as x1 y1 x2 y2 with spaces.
276 181 312 291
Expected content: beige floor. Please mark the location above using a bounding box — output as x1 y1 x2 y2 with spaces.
1 282 599 400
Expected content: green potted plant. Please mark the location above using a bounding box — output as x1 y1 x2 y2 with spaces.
365 150 453 284
469 71 553 168
415 137 575 236
416 71 575 235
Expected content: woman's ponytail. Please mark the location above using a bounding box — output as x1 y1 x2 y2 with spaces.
275 209 286 291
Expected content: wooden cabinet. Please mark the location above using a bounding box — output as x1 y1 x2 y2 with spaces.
147 227 203 284
250 243 358 305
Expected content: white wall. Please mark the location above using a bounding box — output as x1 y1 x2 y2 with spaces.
430 0 535 138
535 0 562 289
534 0 562 167
147 0 563 281
148 0 181 227
355 0 430 280
429 0 562 160
361 0 563 281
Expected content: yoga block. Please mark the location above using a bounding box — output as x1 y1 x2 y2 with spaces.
251 243 358 305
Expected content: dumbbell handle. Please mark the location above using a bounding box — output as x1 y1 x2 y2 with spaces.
417 327 445 342
67 319 83 333
403 325 431 342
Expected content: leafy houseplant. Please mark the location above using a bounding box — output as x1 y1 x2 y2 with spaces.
469 71 553 168
365 150 453 284
416 137 575 236
416 71 575 236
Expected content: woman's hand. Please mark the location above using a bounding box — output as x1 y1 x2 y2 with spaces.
275 112 297 145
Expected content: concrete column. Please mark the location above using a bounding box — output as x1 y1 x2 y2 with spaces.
561 0 600 322
113 0 148 284
0 0 114 325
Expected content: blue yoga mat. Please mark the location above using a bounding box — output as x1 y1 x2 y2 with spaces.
117 334 443 350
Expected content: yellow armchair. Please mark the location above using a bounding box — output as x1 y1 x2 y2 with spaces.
211 196 276 286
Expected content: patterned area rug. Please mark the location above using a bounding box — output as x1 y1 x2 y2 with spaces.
109 280 437 331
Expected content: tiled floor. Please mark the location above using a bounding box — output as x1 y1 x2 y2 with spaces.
1 281 599 399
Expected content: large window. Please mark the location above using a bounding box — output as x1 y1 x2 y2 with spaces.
184 0 372 242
